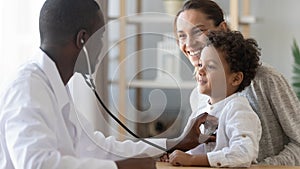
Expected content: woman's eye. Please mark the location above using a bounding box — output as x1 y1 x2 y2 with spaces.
178 34 186 38
193 29 203 35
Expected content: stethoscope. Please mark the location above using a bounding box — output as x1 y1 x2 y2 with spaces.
81 44 167 152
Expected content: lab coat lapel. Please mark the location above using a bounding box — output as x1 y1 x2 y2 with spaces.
35 49 82 142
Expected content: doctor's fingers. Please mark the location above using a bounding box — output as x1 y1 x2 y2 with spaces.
191 112 209 131
159 153 169 162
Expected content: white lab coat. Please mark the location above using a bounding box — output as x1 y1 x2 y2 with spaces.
0 49 166 169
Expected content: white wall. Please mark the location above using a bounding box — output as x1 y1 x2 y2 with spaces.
215 0 300 82
250 0 300 82
0 0 44 90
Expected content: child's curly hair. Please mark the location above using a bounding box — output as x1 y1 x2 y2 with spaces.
206 31 261 92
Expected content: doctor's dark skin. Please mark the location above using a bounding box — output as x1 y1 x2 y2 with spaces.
39 0 208 168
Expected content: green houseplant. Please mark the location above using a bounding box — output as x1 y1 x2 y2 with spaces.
292 39 300 99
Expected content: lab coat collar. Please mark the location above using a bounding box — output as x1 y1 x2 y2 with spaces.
35 49 83 139
34 48 70 111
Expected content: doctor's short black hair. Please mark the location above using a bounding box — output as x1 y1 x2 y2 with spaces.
206 31 261 92
39 0 101 45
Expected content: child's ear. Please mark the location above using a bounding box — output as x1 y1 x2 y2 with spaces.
231 72 243 87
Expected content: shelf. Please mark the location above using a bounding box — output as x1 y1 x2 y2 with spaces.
126 13 175 24
109 80 196 89
108 14 174 24
128 80 196 89
109 14 256 25
226 15 257 25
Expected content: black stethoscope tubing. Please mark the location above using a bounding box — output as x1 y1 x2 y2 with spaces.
82 74 167 152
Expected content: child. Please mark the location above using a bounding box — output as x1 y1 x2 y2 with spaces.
169 30 262 167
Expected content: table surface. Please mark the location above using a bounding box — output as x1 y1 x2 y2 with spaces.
156 162 300 169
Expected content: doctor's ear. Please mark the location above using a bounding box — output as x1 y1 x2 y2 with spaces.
76 29 88 48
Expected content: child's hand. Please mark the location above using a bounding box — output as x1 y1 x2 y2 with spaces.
169 150 192 166
158 153 169 162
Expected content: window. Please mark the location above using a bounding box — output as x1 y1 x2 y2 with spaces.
0 0 45 90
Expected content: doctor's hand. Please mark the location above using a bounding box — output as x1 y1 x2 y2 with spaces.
116 155 156 169
166 112 208 152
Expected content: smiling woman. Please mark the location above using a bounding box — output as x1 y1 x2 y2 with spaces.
0 0 45 91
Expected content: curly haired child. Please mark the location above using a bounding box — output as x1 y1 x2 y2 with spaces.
169 30 262 167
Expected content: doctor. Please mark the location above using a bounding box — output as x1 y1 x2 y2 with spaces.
0 0 207 169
